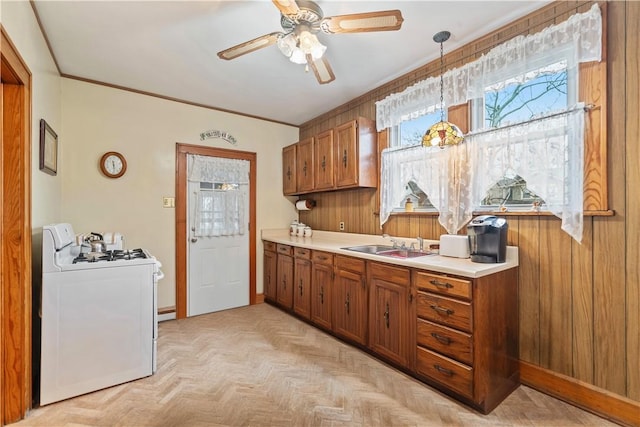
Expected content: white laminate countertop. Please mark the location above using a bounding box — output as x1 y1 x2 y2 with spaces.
261 229 518 279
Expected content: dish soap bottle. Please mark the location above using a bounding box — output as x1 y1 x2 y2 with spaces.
404 198 414 212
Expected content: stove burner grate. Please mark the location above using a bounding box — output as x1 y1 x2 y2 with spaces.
73 248 147 264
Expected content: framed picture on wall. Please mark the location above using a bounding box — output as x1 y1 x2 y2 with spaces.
39 119 58 175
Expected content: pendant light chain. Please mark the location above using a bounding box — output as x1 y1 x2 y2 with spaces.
439 39 445 122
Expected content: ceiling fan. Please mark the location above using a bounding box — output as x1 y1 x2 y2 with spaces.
217 0 404 84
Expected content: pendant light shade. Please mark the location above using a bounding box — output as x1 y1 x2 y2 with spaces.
423 31 465 149
423 121 465 147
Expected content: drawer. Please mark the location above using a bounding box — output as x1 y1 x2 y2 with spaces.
263 241 276 252
414 271 471 300
294 247 311 259
335 255 365 274
276 244 293 256
416 292 472 333
312 251 333 265
416 347 473 399
417 319 472 365
369 261 410 286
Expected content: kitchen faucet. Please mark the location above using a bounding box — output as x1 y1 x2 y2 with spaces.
382 233 405 249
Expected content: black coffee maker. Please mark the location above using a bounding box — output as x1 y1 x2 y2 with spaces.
467 215 508 263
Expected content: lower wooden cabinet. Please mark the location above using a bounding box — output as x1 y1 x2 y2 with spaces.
262 240 519 414
413 268 519 414
263 242 277 302
275 244 294 309
310 251 333 330
293 247 312 319
333 255 368 346
368 262 413 368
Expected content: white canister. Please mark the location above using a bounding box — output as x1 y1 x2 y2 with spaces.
296 223 306 237
289 220 298 236
303 226 313 237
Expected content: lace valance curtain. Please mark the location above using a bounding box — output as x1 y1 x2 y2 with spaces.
188 155 249 237
375 4 602 131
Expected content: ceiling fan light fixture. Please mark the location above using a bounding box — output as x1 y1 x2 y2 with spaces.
277 33 296 57
289 47 307 64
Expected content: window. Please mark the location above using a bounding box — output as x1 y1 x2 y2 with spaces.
390 110 442 148
377 4 602 241
479 61 569 129
471 60 574 210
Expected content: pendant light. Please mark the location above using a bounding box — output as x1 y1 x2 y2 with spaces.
422 31 464 149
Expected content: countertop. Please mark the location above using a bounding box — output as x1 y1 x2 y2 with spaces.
261 229 518 279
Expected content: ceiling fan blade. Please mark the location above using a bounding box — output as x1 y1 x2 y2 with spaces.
320 10 404 34
271 0 300 17
217 32 281 60
307 55 335 85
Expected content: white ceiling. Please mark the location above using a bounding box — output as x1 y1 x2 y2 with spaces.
33 0 551 126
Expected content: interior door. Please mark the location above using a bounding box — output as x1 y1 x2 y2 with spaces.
186 159 250 317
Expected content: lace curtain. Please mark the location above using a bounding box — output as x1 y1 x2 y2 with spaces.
188 155 249 237
380 107 585 242
380 144 471 235
375 4 602 131
467 107 585 242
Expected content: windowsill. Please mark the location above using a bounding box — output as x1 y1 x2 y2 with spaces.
379 209 615 217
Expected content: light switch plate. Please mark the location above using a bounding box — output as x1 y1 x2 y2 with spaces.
163 197 175 208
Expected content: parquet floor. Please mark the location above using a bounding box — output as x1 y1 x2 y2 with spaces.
16 304 617 427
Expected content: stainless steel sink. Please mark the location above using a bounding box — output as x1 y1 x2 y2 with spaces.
342 245 395 254
376 249 433 258
342 245 434 259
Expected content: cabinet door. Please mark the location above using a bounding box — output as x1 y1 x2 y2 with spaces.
311 261 333 330
333 268 367 346
293 258 312 319
296 137 314 193
369 277 411 367
276 254 294 309
282 144 297 195
263 250 277 302
314 129 334 190
334 120 358 188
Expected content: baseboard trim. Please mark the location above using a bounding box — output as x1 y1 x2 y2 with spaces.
255 294 265 304
158 306 176 322
520 361 640 427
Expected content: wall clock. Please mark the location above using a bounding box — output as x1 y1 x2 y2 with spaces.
99 151 127 178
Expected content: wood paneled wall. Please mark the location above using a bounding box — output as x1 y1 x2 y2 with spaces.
299 0 640 406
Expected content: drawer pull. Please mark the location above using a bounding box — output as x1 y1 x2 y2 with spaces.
317 255 328 261
430 305 453 316
429 279 453 289
431 332 452 345
434 364 454 376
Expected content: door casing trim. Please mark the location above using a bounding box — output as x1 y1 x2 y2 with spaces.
175 143 257 319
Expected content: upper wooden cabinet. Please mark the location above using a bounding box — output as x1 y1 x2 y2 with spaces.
314 129 334 190
282 117 377 196
282 144 297 196
334 118 377 189
296 137 314 193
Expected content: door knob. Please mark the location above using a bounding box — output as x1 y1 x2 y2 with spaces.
191 237 198 243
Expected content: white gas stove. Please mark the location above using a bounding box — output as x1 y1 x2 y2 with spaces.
38 223 162 406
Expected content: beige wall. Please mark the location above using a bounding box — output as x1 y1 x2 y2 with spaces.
1 0 63 229
60 79 299 307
